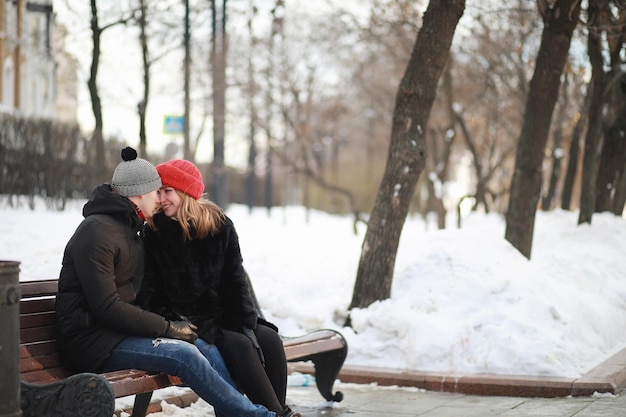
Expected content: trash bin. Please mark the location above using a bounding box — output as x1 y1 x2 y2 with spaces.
0 261 21 417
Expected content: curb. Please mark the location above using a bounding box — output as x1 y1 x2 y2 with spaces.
116 347 626 415
292 346 626 398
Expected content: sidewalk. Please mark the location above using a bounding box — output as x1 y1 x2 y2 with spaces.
285 382 626 417
123 380 626 417
117 347 626 416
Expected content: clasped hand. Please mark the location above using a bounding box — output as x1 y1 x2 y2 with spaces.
164 320 198 343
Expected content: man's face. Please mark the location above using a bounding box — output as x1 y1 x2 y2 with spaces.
139 189 161 218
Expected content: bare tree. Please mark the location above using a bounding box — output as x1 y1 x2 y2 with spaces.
87 0 134 184
542 69 571 210
245 2 259 212
210 0 228 208
135 1 185 158
592 3 626 216
137 0 149 157
274 89 365 229
561 90 588 210
263 0 284 212
349 0 465 311
579 0 607 224
424 57 456 229
184 0 191 162
428 2 540 218
505 0 581 259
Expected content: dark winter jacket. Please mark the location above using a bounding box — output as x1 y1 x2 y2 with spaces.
55 184 168 373
138 211 259 344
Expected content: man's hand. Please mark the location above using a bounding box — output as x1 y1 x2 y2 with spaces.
163 320 198 343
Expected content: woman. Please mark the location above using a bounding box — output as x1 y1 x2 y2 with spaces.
55 147 279 417
139 159 299 417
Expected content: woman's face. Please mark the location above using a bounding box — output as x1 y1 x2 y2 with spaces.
157 187 181 218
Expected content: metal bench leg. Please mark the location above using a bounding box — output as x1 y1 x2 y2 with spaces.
21 373 114 417
309 346 347 403
130 391 154 417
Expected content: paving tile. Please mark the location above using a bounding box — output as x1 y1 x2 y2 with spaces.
497 397 595 417
568 393 626 417
441 394 527 411
403 394 520 417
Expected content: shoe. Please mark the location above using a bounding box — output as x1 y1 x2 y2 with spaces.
280 406 301 417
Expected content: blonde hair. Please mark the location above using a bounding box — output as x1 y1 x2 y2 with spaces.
148 190 225 241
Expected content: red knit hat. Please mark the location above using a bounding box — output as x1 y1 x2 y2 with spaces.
156 159 205 199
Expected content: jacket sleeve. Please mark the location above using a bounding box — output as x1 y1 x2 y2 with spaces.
220 219 258 331
71 219 168 337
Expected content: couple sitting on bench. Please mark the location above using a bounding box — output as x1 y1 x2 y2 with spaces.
55 148 300 417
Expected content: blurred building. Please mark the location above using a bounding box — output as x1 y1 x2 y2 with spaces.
52 23 78 123
0 0 77 122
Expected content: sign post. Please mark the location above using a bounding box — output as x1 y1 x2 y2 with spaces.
163 115 185 135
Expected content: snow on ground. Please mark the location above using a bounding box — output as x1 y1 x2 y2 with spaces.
3 196 625 415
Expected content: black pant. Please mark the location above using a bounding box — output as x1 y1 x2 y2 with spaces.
215 323 288 414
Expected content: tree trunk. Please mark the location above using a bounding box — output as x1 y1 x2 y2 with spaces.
505 0 581 259
426 57 456 229
183 0 191 161
542 75 569 210
455 112 488 212
138 0 149 157
88 0 105 184
264 0 284 213
594 69 626 213
578 0 604 225
595 125 623 212
561 92 588 210
246 2 258 213
612 159 626 214
211 0 228 208
349 0 465 310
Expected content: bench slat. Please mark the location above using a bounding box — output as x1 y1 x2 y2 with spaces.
21 311 55 329
102 369 151 382
20 298 55 314
285 336 346 361
20 367 71 383
20 280 59 297
20 353 64 373
105 372 183 398
20 340 57 358
282 330 338 346
21 325 55 343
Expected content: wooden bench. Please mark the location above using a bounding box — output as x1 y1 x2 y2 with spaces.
19 278 347 417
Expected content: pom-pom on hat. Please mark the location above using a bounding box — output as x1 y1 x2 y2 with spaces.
111 147 162 197
156 159 205 200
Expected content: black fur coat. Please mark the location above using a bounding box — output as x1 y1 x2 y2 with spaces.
139 212 259 343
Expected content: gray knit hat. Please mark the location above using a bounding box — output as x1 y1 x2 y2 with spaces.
111 147 162 197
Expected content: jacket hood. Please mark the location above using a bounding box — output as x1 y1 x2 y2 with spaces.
83 184 143 228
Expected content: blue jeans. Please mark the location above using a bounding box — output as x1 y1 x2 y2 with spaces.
101 336 277 417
